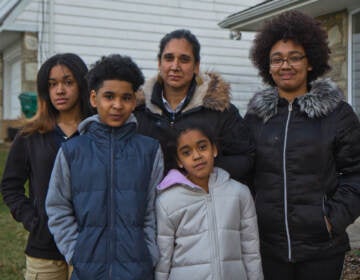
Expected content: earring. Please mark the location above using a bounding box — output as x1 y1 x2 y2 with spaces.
179 164 183 168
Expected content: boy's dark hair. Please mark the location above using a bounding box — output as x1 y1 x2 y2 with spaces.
87 54 144 92
250 10 331 86
158 29 201 63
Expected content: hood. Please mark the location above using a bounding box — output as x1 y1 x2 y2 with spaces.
136 72 231 114
157 169 202 192
247 78 344 123
78 113 137 134
157 167 231 192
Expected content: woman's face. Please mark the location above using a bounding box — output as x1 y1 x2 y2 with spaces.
269 39 312 100
158 38 199 93
48 64 81 113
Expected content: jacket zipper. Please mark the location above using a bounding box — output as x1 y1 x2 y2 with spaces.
207 189 221 278
170 112 175 127
108 129 115 279
283 102 293 262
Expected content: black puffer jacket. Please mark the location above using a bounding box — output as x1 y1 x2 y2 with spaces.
134 72 254 182
245 78 360 262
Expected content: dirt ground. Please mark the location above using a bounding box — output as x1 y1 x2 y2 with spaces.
343 250 360 280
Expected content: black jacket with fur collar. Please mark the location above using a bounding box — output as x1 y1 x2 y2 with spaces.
245 78 360 262
134 72 255 182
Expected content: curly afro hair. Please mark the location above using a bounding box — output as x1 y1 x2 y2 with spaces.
250 10 331 86
87 54 144 92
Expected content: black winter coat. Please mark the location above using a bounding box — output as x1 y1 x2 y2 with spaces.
245 78 360 262
0 129 75 260
134 72 255 182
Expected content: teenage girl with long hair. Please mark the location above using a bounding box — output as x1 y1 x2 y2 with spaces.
0 53 93 280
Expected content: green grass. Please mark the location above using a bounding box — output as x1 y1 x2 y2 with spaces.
0 145 27 280
353 248 360 257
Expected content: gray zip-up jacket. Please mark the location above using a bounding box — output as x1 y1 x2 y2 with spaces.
155 168 263 280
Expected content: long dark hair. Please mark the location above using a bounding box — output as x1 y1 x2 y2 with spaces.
22 53 92 134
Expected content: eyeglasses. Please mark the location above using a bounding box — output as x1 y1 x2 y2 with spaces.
270 55 306 68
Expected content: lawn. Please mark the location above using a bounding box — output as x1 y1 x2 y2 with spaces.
0 144 27 280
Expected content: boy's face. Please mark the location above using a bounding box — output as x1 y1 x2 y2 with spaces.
90 80 136 127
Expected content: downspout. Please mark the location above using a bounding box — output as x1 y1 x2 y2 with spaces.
49 0 55 55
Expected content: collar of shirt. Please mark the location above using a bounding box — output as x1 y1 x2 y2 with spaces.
53 124 79 146
161 91 187 114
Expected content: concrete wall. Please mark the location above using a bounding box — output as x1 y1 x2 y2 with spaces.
0 31 38 141
22 32 37 93
318 10 348 97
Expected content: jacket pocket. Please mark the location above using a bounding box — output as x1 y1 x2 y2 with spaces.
32 198 54 247
322 195 333 239
291 202 330 242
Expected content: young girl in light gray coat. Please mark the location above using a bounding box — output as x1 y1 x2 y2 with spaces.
155 123 263 280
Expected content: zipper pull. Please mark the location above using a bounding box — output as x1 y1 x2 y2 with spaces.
288 102 293 112
170 113 176 127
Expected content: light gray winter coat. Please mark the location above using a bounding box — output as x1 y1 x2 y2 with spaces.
155 167 263 280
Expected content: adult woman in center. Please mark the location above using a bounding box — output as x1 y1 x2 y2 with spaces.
135 29 254 182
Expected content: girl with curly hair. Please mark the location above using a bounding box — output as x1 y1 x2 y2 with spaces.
245 10 360 280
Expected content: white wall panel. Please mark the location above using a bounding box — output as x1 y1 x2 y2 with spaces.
11 0 264 113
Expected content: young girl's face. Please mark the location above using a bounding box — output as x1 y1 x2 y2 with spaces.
176 129 217 190
48 64 81 113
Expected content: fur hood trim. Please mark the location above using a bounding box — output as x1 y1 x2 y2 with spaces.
136 72 231 114
247 78 344 122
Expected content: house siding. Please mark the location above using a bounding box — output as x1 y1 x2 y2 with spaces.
10 0 263 115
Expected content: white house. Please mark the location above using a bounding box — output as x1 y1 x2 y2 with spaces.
0 0 263 141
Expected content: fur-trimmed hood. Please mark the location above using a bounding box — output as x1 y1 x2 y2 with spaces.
246 78 344 122
136 72 231 114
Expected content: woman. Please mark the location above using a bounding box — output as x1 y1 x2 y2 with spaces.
0 53 93 279
245 11 360 280
134 29 254 182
